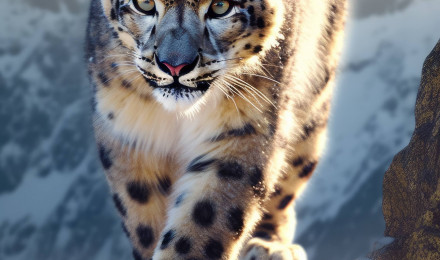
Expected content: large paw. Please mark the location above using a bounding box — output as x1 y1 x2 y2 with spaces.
240 238 307 260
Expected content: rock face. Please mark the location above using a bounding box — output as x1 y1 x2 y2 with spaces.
370 40 440 260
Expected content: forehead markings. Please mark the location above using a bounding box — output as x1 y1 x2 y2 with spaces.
161 0 200 9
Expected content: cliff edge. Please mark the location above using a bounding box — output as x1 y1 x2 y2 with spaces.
369 39 440 260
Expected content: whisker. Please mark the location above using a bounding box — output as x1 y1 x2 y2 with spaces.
95 58 137 66
260 63 284 69
215 57 244 63
94 53 139 64
260 65 275 79
105 53 139 58
213 82 235 102
124 73 144 87
241 73 281 84
226 75 274 107
222 80 262 113
224 76 264 109
100 69 139 85
110 63 137 68
212 82 240 116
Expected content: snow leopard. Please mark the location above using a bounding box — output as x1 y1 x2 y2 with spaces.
86 0 346 259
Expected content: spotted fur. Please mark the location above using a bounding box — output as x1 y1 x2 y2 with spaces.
86 0 346 259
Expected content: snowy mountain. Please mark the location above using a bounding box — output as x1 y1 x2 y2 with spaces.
296 1 440 259
0 0 439 260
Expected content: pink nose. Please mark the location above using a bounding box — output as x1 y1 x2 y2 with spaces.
162 63 188 77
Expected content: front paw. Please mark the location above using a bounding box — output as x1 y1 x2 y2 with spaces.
240 238 307 260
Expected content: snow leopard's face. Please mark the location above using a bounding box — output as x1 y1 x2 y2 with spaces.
101 0 282 111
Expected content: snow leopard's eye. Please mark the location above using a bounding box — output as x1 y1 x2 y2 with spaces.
133 0 156 15
208 0 232 18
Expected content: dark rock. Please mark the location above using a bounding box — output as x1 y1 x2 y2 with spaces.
369 39 440 259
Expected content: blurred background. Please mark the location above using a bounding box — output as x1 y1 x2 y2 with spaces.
0 0 439 259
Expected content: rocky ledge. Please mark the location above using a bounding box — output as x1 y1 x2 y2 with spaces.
369 39 440 260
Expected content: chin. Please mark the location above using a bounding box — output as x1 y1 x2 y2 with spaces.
152 87 207 111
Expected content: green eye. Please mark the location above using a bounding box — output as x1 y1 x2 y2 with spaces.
134 0 156 14
210 0 231 17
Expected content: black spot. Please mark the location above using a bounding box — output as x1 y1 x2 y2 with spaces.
127 182 150 203
110 8 117 20
136 225 154 248
108 112 114 120
228 123 256 137
253 45 263 53
257 17 265 28
259 223 275 231
175 237 191 255
299 162 317 178
114 0 120 14
151 25 156 35
132 249 143 260
278 194 294 210
329 4 337 26
192 200 216 227
141 56 152 63
119 4 131 16
217 161 244 180
158 176 172 195
98 72 110 86
292 157 304 167
239 15 248 24
122 80 132 89
98 144 112 170
204 239 224 259
244 43 252 50
262 213 272 220
187 156 216 172
303 121 317 138
175 193 185 206
112 194 126 217
160 230 175 249
212 123 256 142
122 222 130 237
324 68 331 84
270 185 282 197
227 207 244 236
253 231 271 240
248 5 256 26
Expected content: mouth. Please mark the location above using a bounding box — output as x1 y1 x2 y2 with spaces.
145 77 213 100
147 77 211 93
147 78 213 111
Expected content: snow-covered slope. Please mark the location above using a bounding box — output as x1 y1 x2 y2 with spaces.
0 1 439 259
